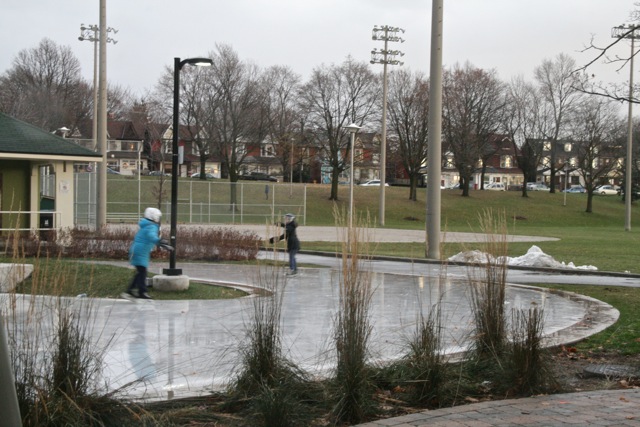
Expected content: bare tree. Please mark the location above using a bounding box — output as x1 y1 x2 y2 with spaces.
0 38 92 131
534 53 584 193
261 65 302 182
299 57 379 200
442 62 504 197
387 69 430 201
502 76 549 197
570 97 625 213
573 5 639 103
202 44 267 207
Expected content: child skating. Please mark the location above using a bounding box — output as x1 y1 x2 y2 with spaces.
122 207 173 300
269 213 300 275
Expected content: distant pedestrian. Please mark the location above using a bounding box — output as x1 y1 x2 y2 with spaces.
270 213 300 275
122 207 173 300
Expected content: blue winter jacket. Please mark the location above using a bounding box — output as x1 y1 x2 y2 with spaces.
129 218 161 267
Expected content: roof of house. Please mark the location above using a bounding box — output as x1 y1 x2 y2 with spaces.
0 112 101 158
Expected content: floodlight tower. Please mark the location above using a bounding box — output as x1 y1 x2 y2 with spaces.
79 24 117 152
371 25 404 226
612 24 640 232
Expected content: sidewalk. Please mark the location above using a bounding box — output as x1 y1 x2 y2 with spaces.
355 388 640 426
220 223 560 243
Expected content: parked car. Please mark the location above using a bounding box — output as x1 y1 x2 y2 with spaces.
485 183 505 191
526 182 550 191
359 179 389 187
190 172 216 179
446 183 461 190
595 185 618 195
238 172 278 182
106 167 120 175
149 170 170 177
563 186 585 193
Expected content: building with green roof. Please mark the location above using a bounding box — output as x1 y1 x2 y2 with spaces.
0 112 102 233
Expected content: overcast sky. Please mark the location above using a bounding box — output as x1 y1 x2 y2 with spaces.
1 0 638 97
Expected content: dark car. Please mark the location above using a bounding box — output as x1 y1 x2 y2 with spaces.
239 172 278 182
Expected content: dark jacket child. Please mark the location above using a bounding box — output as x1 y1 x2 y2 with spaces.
270 213 300 275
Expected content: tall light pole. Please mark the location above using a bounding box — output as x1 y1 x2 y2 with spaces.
612 24 639 232
371 25 404 226
290 137 294 197
426 0 443 259
79 24 117 151
95 0 120 229
164 57 213 276
346 124 361 233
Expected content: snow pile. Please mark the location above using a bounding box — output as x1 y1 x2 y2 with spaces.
448 245 598 271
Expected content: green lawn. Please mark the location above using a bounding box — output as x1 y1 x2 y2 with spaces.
8 259 246 300
106 177 640 272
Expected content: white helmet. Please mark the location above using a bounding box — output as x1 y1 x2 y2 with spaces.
285 213 295 221
144 207 162 223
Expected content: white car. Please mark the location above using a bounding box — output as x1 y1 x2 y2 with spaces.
595 185 618 195
485 183 505 191
526 182 550 191
359 179 389 187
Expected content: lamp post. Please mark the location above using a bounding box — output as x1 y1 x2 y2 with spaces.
563 163 569 207
290 137 294 197
612 24 640 231
346 123 361 233
371 25 404 226
164 57 213 276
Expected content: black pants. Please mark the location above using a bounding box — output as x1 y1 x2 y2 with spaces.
128 265 148 295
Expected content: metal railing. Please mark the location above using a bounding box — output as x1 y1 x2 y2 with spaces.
0 210 62 232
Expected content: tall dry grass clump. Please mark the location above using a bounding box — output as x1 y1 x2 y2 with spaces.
506 307 555 395
231 224 311 426
330 207 376 425
405 301 447 405
1 234 153 426
464 209 555 397
468 209 508 359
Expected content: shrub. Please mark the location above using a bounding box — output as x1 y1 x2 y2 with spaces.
1 225 260 262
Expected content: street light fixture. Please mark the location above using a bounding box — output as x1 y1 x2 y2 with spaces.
371 25 404 226
79 24 117 151
165 57 213 276
346 123 361 233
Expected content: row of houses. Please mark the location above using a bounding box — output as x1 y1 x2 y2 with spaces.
64 118 623 190
0 110 625 235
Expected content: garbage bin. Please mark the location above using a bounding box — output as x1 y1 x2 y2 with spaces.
39 212 54 240
39 196 55 240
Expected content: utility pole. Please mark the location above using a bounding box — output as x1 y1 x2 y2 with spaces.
94 0 118 229
612 24 639 232
426 0 443 259
371 25 404 227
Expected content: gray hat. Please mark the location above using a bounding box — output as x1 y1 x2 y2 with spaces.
285 213 295 219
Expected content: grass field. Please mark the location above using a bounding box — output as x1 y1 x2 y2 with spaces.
106 177 640 273
301 184 640 274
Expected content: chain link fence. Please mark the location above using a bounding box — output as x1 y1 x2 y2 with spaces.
74 174 307 227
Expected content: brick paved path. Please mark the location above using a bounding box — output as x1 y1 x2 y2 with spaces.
355 389 640 426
